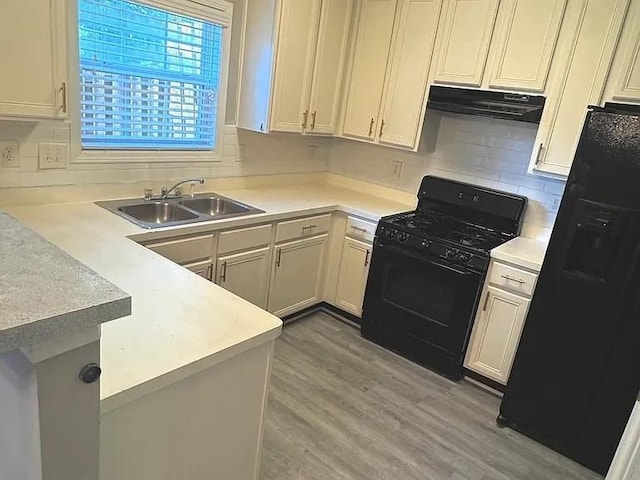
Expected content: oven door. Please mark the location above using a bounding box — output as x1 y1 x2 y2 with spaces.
362 240 484 355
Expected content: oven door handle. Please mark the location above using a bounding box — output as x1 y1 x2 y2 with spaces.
377 241 477 277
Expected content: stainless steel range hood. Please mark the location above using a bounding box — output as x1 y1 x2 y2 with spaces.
427 86 546 123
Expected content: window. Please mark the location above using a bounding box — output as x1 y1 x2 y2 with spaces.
77 0 229 151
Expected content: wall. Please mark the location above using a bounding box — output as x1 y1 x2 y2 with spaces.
329 113 567 239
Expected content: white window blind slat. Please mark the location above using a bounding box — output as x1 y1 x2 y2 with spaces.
78 0 223 150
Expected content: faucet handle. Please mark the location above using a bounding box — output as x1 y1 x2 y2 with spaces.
143 188 153 201
174 186 183 198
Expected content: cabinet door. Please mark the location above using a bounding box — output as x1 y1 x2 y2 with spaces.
530 0 630 177
306 0 353 135
433 0 500 87
270 0 321 133
335 238 371 317
268 235 328 317
465 286 531 385
605 0 640 103
488 0 567 92
0 0 67 118
217 247 272 310
378 0 443 149
185 260 213 280
342 0 398 140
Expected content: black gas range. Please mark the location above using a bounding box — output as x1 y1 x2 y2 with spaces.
361 176 527 380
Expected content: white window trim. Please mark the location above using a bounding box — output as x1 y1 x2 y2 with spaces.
67 0 233 164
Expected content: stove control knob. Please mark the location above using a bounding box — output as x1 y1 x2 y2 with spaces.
397 232 409 244
384 228 396 240
458 253 471 263
445 248 457 259
420 240 431 249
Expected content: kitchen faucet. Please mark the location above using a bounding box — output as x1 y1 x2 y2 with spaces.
160 178 205 199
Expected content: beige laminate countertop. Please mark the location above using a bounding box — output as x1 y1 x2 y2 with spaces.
5 182 414 412
491 237 549 272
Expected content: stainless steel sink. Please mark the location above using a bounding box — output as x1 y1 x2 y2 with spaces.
96 193 264 229
179 197 251 216
118 202 198 226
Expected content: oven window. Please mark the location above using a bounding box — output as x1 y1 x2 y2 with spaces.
383 262 458 326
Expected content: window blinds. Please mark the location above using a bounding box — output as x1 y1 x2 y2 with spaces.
78 0 222 150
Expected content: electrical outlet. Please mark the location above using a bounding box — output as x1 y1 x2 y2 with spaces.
308 145 317 161
392 159 404 178
39 142 68 170
0 141 20 168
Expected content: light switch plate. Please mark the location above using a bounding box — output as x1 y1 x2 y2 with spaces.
0 141 20 168
39 142 68 170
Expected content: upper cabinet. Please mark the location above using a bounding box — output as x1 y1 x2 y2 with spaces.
433 0 500 87
432 0 566 92
528 0 631 177
342 0 443 149
0 0 68 119
604 0 640 104
488 0 567 92
237 0 352 135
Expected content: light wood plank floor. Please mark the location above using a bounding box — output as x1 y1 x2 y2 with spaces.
260 312 602 480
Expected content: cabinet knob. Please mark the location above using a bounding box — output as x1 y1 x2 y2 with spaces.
79 363 102 384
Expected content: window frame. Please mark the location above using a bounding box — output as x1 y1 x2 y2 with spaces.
68 0 233 164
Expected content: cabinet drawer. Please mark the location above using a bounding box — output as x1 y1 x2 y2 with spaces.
275 214 331 243
147 234 214 265
218 224 273 255
346 216 376 243
488 262 538 297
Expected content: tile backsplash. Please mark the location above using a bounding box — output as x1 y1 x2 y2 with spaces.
329 113 566 239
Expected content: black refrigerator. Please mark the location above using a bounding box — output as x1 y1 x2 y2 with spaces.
498 105 640 476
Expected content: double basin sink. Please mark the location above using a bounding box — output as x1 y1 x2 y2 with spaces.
97 194 264 229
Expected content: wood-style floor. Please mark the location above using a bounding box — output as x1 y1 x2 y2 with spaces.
260 312 602 480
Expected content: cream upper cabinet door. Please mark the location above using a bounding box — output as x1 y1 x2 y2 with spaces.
269 0 322 133
217 247 272 310
378 0 443 149
604 0 640 103
488 0 567 92
306 0 354 135
335 238 372 317
529 0 630 177
268 235 328 317
433 0 500 87
0 0 67 118
342 0 398 140
464 286 531 385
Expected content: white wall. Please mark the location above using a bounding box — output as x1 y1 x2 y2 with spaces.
329 113 567 238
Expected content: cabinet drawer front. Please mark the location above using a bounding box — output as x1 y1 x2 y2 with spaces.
275 214 331 243
147 234 214 265
346 216 376 242
218 224 273 255
488 262 537 296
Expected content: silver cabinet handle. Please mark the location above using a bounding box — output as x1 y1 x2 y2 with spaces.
206 264 213 281
311 111 317 130
501 274 525 284
379 119 385 137
368 118 375 137
60 82 68 114
535 143 545 166
276 249 282 267
302 224 317 232
220 261 227 283
351 225 367 233
482 291 491 311
364 250 370 267
302 110 309 129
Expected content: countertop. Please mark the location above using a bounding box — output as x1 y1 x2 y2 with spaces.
5 182 414 412
491 237 549 272
0 212 131 354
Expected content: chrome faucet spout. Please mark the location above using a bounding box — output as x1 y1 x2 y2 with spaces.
161 178 205 199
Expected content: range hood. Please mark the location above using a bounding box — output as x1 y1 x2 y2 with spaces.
427 86 545 123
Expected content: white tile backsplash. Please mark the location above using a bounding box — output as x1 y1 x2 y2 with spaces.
329 113 566 239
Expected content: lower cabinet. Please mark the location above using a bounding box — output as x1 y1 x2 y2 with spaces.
335 237 371 317
465 286 531 384
184 260 213 280
465 259 539 385
268 234 328 317
216 247 272 310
